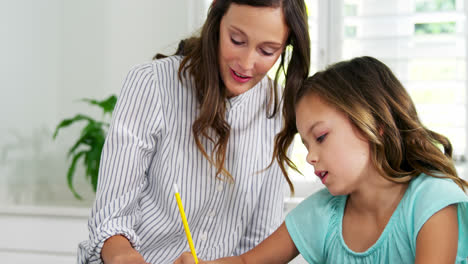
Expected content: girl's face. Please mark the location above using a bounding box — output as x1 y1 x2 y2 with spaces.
218 3 289 97
295 93 376 196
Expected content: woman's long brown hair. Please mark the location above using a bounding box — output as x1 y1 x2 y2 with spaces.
274 56 468 192
156 0 310 181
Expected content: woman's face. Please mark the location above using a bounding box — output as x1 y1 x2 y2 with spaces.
218 3 289 97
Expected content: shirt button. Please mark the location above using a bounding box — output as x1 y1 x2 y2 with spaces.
200 232 208 241
216 184 223 192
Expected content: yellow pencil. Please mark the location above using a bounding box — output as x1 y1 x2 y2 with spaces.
173 184 199 264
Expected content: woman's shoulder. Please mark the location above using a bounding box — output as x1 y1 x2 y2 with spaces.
150 55 183 76
127 56 182 77
151 55 183 67
124 56 186 87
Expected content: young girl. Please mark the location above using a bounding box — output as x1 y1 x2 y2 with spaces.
176 56 468 263
77 1 310 263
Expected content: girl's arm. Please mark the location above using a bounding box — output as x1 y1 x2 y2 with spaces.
415 204 458 264
239 222 299 264
174 222 298 264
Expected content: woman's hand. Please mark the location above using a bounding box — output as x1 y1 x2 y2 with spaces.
101 235 150 264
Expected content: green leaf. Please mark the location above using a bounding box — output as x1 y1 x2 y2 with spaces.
67 122 106 157
84 137 104 192
52 114 94 139
81 95 117 116
67 134 90 158
67 150 87 200
53 94 117 199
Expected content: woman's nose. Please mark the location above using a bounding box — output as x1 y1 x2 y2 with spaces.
238 48 256 72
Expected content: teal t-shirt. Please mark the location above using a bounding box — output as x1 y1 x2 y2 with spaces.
285 174 468 263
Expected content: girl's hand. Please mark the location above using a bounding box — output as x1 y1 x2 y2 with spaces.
173 252 206 264
173 252 243 264
101 235 150 264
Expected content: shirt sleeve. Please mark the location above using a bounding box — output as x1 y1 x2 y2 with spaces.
405 175 468 263
284 188 336 264
232 165 286 255
79 62 166 263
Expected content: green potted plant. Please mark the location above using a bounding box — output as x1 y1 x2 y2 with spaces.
53 95 117 199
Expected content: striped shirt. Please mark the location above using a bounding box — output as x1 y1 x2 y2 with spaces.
77 56 286 263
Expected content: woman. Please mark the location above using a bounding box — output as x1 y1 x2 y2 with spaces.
77 1 310 263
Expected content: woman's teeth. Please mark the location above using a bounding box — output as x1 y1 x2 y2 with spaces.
234 71 248 78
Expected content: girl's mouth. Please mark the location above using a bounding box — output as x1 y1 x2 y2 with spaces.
315 171 328 184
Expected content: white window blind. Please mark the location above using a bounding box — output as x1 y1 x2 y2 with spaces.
289 0 468 198
286 0 325 197
340 0 466 160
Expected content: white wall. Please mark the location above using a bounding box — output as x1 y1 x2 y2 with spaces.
0 205 308 264
0 206 88 263
0 1 206 262
0 0 203 207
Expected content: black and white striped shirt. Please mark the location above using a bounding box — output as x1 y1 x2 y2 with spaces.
78 56 286 263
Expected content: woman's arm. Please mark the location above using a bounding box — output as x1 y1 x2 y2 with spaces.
84 63 165 263
101 235 149 264
415 204 458 264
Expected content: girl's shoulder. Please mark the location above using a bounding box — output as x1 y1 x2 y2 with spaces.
405 173 467 203
284 188 344 263
403 173 468 219
285 188 344 233
300 188 340 209
400 173 468 252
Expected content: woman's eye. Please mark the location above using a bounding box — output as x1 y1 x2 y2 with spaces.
316 133 327 143
261 49 274 56
231 38 243 45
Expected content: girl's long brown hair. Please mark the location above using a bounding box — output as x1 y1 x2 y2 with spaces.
274 56 468 192
156 0 310 181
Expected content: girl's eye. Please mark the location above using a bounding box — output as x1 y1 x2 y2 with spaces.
316 133 327 143
231 38 243 45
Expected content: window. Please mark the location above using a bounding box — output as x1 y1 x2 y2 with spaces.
340 0 466 159
285 0 325 200
288 0 468 199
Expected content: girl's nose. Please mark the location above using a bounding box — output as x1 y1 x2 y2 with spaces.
306 151 318 165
